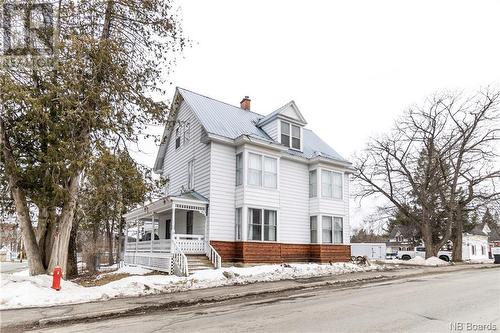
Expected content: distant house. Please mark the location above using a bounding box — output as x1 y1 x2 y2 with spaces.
386 225 420 255
123 88 353 275
462 223 490 261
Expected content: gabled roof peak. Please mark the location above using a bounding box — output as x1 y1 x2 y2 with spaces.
256 100 307 127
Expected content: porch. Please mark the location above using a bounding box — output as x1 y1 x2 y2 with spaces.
123 191 221 276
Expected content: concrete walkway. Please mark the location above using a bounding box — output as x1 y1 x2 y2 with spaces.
1 264 497 332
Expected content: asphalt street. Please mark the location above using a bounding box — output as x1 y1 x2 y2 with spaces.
29 267 500 333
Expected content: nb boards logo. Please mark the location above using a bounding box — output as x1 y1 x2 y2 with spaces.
1 0 55 68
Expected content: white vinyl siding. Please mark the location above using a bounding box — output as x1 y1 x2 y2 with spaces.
162 101 210 197
279 158 309 243
208 142 236 241
187 159 194 189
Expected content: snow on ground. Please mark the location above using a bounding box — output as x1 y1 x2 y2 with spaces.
381 256 450 267
0 262 387 310
102 265 152 276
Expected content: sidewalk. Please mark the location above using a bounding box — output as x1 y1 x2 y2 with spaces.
1 264 497 332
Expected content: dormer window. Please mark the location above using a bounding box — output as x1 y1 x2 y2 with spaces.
281 121 301 150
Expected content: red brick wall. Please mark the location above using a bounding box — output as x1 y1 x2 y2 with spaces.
210 241 351 264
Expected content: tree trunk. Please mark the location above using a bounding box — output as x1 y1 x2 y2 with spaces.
106 221 114 265
66 217 79 279
47 174 80 277
452 210 463 262
1 118 45 274
117 216 125 262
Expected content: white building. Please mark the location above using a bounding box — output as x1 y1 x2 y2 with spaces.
462 223 490 262
124 88 353 275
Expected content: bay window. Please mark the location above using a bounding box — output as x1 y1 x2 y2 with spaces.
248 208 277 242
333 217 343 243
248 153 262 186
263 157 277 188
247 153 277 189
309 170 317 198
236 153 243 186
321 169 343 199
322 216 332 243
321 170 332 198
310 216 318 243
235 208 242 240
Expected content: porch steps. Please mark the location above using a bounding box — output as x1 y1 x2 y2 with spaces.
187 254 215 273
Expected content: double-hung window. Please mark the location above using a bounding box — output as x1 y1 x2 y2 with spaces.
321 169 343 199
310 216 318 243
175 127 181 149
280 121 301 150
248 153 262 186
333 217 343 243
248 208 277 241
322 216 332 243
235 208 242 240
263 157 277 188
187 159 194 189
183 123 190 143
309 170 317 198
247 153 277 189
280 121 290 147
235 153 243 186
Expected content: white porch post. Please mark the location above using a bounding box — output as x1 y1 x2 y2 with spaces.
136 219 139 250
124 220 128 263
170 203 176 253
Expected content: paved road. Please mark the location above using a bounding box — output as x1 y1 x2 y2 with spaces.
31 268 500 333
0 261 28 274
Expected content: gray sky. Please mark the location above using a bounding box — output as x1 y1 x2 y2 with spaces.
132 0 500 229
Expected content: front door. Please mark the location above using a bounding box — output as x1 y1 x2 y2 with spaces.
165 219 171 239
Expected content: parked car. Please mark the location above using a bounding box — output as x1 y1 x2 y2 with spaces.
397 246 452 262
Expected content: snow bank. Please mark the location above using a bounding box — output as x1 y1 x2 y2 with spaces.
382 256 450 267
0 262 387 310
466 258 494 264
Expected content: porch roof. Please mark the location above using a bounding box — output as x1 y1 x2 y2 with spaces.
123 191 209 221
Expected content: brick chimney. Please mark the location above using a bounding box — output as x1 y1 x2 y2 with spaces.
240 96 251 110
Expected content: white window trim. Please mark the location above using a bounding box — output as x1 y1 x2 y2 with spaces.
235 153 243 186
279 120 302 152
235 207 242 240
247 207 278 242
245 150 279 190
317 214 344 244
320 168 344 200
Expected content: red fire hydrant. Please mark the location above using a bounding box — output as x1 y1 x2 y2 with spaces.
51 266 62 291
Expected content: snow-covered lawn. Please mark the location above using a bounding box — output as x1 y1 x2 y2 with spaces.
0 262 388 310
381 256 450 267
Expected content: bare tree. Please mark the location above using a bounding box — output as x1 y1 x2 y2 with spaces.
354 88 500 259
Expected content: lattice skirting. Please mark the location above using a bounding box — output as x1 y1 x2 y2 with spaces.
124 253 172 273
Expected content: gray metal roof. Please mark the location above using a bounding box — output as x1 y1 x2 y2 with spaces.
177 87 349 164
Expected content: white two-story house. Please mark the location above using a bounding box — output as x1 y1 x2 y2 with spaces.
123 88 353 275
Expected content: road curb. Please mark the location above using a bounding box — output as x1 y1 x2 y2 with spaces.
3 264 498 332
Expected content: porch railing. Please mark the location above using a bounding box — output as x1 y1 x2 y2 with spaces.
171 239 189 276
126 239 171 253
206 242 222 269
174 234 205 254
